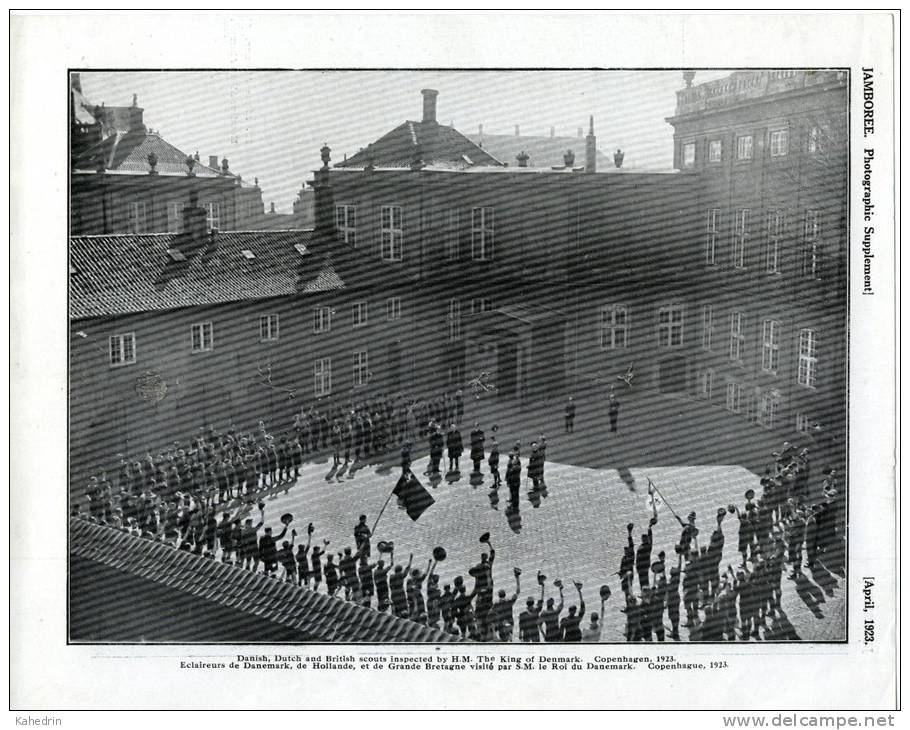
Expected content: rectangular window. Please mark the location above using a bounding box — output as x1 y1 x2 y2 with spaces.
600 305 629 350
470 298 493 315
657 305 683 348
380 205 403 261
769 129 789 157
705 209 718 265
798 328 817 388
205 202 221 232
682 142 696 168
191 322 213 353
729 312 744 362
700 369 715 399
732 209 749 268
701 304 715 350
761 319 780 373
708 139 722 163
795 412 813 434
352 350 369 388
167 202 183 234
802 210 821 278
313 306 332 334
471 207 494 261
757 391 779 429
726 380 742 413
386 296 401 320
445 209 460 261
314 357 332 397
808 123 830 156
109 333 136 367
352 301 368 327
128 202 147 234
335 204 357 246
736 135 753 160
447 299 462 342
259 314 280 342
765 209 784 274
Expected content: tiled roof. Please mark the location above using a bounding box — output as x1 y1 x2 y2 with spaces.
467 133 614 170
70 229 344 320
73 130 225 178
70 519 459 643
336 120 504 170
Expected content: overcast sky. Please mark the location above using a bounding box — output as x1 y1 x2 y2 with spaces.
79 70 731 212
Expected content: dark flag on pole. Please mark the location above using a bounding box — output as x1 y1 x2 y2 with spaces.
393 472 435 521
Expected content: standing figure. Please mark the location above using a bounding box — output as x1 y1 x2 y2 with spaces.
488 436 501 488
608 391 621 433
446 424 463 474
469 423 486 474
565 396 576 433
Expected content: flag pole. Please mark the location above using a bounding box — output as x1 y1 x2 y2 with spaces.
648 477 681 522
371 485 397 536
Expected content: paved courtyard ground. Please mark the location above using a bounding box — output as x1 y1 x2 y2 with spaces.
252 391 846 643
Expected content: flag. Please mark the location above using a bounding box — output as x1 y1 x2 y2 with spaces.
393 473 435 521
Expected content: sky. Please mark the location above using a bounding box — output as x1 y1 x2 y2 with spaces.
79 70 731 213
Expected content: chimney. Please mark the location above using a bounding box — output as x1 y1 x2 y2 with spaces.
270 202 276 214
550 126 555 138
516 150 529 168
614 149 625 168
209 155 219 169
421 89 438 124
564 149 575 167
585 115 597 173
514 125 520 137
177 191 209 252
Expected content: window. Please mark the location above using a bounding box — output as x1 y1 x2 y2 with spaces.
600 305 629 350
128 202 147 234
797 329 817 388
795 412 813 434
682 142 696 168
191 322 213 353
761 319 781 373
471 207 494 261
726 380 742 413
386 297 401 321
445 210 460 261
167 202 183 234
765 209 784 274
447 299 462 342
259 314 280 342
470 298 493 315
701 304 715 350
757 391 779 429
313 306 332 334
352 301 368 327
314 357 332 397
769 129 789 157
109 333 136 367
705 209 719 265
352 350 369 388
700 369 715 399
657 305 683 348
736 135 753 160
808 123 830 156
708 140 722 163
335 204 357 246
380 205 403 261
205 202 221 232
802 210 821 278
729 312 744 362
732 209 749 268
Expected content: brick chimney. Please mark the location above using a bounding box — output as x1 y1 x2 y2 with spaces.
516 150 529 168
585 115 597 173
175 191 209 254
421 89 438 124
209 155 219 169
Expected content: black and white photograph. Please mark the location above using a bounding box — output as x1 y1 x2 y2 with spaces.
10 12 897 714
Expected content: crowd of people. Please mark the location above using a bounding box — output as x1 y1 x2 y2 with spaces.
74 381 842 643
615 442 844 642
